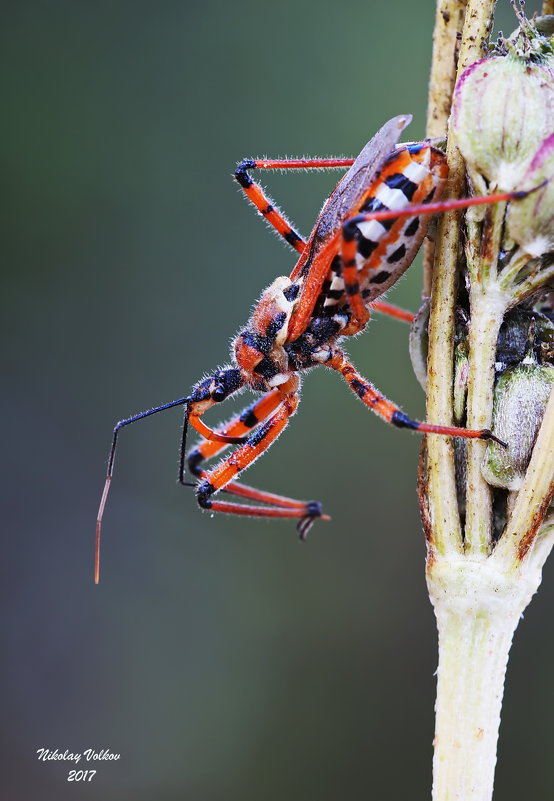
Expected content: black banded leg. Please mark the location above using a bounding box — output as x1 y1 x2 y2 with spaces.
183 388 286 480
234 156 356 254
325 348 506 444
192 378 328 537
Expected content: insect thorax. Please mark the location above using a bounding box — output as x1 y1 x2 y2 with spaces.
233 276 299 391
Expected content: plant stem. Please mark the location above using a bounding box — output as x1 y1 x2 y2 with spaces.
428 557 544 801
463 285 508 555
421 2 554 798
424 0 468 296
425 0 496 556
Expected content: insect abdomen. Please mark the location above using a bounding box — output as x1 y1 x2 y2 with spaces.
358 145 447 300
323 144 448 310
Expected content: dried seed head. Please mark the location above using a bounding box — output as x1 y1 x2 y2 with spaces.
451 19 554 193
495 308 554 372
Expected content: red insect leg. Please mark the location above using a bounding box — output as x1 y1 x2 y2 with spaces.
370 301 414 323
194 379 326 535
336 185 537 333
234 153 418 329
186 388 285 471
184 378 327 535
234 157 355 253
325 348 505 444
344 190 535 234
186 389 314 507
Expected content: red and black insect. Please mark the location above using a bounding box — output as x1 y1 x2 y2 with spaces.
95 114 526 582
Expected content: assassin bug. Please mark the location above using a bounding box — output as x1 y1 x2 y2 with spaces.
95 114 532 583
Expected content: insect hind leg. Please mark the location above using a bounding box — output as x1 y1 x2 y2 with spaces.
325 348 506 445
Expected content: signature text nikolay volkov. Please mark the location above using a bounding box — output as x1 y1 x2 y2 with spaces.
37 747 120 764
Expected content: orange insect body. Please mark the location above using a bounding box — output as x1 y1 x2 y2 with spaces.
96 115 523 581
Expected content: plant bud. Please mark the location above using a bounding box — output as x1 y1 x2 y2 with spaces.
482 355 554 490
451 25 554 193
495 308 554 372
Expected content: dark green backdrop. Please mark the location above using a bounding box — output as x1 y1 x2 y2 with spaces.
3 2 553 799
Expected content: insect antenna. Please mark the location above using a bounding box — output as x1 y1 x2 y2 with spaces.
178 405 191 486
95 396 191 584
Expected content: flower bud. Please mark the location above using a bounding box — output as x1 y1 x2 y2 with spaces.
495 308 554 372
481 355 554 490
451 25 554 193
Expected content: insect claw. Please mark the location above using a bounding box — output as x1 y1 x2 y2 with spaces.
297 502 329 540
513 177 550 199
481 429 508 448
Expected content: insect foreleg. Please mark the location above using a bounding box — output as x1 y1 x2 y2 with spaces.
183 388 286 479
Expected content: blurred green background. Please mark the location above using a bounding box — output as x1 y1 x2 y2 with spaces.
3 1 553 799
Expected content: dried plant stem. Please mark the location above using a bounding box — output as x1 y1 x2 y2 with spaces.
463 288 507 554
424 0 467 296
425 0 496 557
421 1 554 800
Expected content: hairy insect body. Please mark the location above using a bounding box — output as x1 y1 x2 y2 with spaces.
234 276 299 392
97 116 526 581
179 124 506 526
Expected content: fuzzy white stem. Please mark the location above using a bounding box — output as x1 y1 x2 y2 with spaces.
428 557 544 801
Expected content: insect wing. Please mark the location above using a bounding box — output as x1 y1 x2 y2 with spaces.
287 115 412 340
311 114 413 245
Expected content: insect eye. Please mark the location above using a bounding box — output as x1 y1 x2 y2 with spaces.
212 386 226 402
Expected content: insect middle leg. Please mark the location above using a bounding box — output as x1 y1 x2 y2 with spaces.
325 348 505 444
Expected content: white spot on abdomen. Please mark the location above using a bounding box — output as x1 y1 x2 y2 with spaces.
404 161 429 184
357 219 387 241
375 185 409 211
